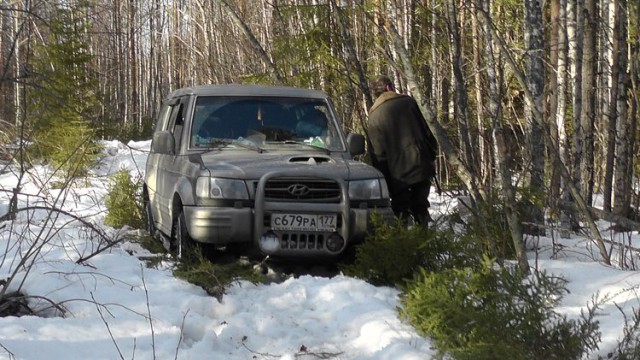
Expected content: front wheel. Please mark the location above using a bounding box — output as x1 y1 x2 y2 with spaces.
175 211 197 263
143 197 156 237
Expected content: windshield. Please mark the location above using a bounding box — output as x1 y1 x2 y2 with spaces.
190 96 345 151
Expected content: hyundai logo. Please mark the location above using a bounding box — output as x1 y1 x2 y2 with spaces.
287 183 310 196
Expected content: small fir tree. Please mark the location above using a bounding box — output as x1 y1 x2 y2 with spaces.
26 2 100 178
104 169 143 229
400 257 601 360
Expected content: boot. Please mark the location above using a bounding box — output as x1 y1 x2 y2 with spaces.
414 212 433 226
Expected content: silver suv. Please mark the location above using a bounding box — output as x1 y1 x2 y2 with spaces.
143 84 393 260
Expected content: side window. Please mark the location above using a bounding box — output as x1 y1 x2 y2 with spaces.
167 97 188 153
155 104 172 131
167 104 183 132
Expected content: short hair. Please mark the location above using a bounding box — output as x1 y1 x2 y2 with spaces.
370 75 393 98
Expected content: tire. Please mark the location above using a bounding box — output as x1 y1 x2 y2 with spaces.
143 198 156 237
175 211 197 263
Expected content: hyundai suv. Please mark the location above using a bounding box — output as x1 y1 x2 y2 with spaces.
143 84 393 260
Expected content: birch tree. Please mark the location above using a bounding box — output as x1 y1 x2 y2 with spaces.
476 0 528 273
580 0 597 204
447 0 479 178
523 0 546 235
601 0 615 211
612 0 631 217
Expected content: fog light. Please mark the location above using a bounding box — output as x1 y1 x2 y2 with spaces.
259 231 280 253
325 233 345 252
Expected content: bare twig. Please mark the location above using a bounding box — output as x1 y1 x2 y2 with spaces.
0 342 16 360
174 310 189 360
140 265 156 359
91 292 125 360
240 336 280 358
0 205 111 244
13 293 68 317
43 270 138 290
240 337 343 359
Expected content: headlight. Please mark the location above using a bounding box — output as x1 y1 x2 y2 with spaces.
379 178 390 199
196 177 249 199
349 179 386 200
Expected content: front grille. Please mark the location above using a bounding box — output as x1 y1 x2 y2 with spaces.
280 233 325 250
262 178 341 202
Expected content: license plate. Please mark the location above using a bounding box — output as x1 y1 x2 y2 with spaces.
270 213 337 232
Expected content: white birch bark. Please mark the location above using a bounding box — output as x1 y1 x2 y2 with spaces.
478 0 528 273
613 0 630 215
557 0 572 238
524 0 546 235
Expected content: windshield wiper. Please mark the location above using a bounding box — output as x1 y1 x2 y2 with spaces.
199 139 232 149
278 140 330 154
199 137 264 153
232 138 264 153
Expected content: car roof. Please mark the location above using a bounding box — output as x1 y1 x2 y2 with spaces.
165 84 330 100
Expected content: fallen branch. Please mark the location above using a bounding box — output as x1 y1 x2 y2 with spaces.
559 201 640 232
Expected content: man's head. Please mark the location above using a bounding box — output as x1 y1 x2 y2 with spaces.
370 75 395 98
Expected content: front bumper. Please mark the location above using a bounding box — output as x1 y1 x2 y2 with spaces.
183 171 393 257
183 204 393 256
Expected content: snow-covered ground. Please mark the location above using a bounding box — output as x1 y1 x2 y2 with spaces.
0 140 639 359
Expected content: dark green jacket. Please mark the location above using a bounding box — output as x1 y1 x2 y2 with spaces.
368 91 438 191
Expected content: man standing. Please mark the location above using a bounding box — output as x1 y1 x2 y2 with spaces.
368 75 438 225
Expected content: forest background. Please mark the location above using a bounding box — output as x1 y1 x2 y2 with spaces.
0 0 639 269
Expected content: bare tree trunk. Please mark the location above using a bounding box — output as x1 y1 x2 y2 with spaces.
430 0 440 131
562 0 584 233
330 0 372 109
0 5 4 120
524 0 546 236
601 0 615 211
568 0 584 200
167 0 177 89
328 0 375 158
147 0 159 121
129 0 139 128
613 0 631 216
605 0 621 213
477 0 528 274
13 2 22 127
447 0 479 180
557 0 572 238
472 8 489 183
115 0 127 123
477 5 611 265
215 0 284 85
580 0 597 204
631 1 640 214
548 0 561 210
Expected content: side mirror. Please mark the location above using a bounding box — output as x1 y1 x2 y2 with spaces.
151 131 175 155
346 133 365 157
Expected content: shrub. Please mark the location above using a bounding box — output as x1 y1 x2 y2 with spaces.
341 215 483 287
459 200 518 261
104 169 143 229
400 257 601 360
602 307 640 360
27 115 102 178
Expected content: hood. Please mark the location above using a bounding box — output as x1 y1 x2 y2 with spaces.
197 151 381 180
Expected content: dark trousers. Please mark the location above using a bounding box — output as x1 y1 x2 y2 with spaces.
390 178 433 225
